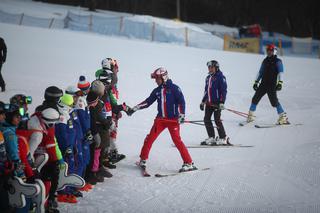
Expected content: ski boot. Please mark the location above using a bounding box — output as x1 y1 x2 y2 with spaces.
138 160 147 169
72 190 83 198
216 136 230 145
247 110 255 123
98 167 113 178
277 112 290 125
102 158 117 169
57 194 77 204
109 149 126 164
87 172 104 184
46 198 59 213
200 137 217 145
179 163 197 173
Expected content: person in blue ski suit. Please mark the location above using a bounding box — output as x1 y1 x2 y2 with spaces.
247 44 289 125
200 60 229 145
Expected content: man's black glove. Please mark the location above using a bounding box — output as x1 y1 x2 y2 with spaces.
200 102 205 111
127 105 139 116
122 103 133 116
253 80 259 91
276 81 283 91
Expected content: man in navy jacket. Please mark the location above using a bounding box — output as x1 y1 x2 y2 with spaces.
128 67 197 173
200 60 229 145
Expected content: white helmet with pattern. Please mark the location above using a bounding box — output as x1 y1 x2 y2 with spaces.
151 67 169 82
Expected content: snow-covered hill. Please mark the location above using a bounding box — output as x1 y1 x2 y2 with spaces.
1 10 320 213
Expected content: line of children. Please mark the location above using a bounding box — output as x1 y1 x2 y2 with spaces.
0 58 133 212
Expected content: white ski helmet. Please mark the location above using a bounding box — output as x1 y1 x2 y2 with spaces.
151 67 169 82
206 60 219 69
41 108 60 125
101 58 113 71
65 85 80 96
91 80 105 96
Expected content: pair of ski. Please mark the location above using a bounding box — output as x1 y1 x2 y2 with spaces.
172 143 253 148
135 162 209 178
239 121 302 128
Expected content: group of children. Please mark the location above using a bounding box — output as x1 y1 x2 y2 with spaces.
0 57 131 213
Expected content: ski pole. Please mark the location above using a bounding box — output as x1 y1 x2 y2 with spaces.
226 108 249 116
186 120 218 128
186 119 217 123
184 121 205 126
225 108 249 118
156 118 215 127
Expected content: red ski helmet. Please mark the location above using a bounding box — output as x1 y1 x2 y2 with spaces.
266 44 277 55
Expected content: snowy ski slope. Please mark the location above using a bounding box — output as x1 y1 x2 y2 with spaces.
1 15 320 213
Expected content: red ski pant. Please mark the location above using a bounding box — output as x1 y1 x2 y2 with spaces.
139 118 192 164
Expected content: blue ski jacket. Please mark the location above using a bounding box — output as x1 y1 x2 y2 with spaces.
0 122 20 162
202 70 227 104
137 79 185 118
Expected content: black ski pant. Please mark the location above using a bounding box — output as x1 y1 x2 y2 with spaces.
204 105 226 139
252 85 279 107
0 176 10 212
0 63 5 90
41 161 60 201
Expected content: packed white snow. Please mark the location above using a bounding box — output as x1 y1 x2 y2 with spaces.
1 11 320 213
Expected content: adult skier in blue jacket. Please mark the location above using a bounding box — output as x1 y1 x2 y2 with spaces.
247 44 289 125
200 60 229 145
128 67 197 172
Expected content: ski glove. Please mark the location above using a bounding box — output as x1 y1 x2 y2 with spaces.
122 102 132 116
276 81 283 91
200 102 205 111
219 103 225 110
64 147 73 157
253 80 259 91
178 114 185 124
84 130 94 144
127 105 140 116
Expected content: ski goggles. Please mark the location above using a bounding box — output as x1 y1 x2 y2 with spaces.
25 96 32 104
66 90 84 97
0 104 23 117
19 107 26 117
206 61 219 68
0 103 10 114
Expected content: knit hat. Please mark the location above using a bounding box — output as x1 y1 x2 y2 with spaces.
91 80 105 96
86 91 99 105
78 76 90 91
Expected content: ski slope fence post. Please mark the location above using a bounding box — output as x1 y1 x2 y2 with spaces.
119 16 124 35
279 38 283 56
48 18 54 29
151 22 155 41
89 14 93 32
19 13 24 26
185 27 189 47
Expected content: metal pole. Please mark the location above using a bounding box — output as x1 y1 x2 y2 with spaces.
176 0 180 20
